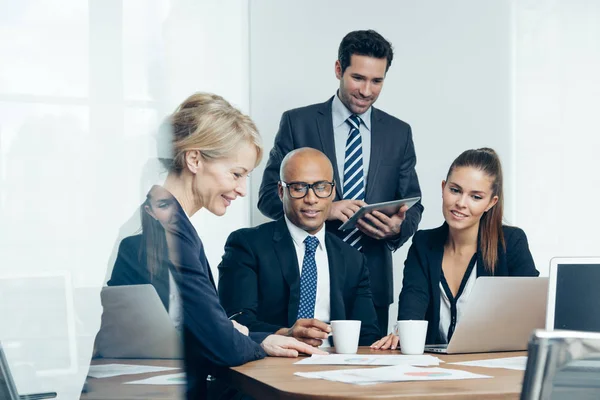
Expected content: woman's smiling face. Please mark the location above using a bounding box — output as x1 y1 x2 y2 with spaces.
442 166 498 231
193 141 258 216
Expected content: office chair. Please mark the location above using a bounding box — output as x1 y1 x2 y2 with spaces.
521 329 600 400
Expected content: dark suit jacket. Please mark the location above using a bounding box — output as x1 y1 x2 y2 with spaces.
258 97 423 307
107 234 171 310
154 189 268 400
398 223 540 345
217 218 381 346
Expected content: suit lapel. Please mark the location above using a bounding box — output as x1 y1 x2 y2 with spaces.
325 234 346 321
476 252 488 277
366 108 385 201
272 219 302 326
316 98 343 200
428 244 443 297
428 226 446 343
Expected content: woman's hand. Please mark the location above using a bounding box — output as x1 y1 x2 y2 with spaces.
261 335 329 357
232 320 249 336
370 333 399 350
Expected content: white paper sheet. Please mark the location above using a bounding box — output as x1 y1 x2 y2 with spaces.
295 354 441 366
450 356 528 371
87 364 179 378
295 365 491 385
125 372 186 385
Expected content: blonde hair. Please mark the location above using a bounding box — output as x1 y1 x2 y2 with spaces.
159 92 262 172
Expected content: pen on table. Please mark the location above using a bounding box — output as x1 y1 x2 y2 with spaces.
228 311 243 320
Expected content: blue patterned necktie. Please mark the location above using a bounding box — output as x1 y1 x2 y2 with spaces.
342 114 365 251
297 236 319 319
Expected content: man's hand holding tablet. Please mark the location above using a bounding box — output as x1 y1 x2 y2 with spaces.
327 199 367 224
335 197 421 240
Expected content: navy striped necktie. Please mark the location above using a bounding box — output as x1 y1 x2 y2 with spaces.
342 114 365 251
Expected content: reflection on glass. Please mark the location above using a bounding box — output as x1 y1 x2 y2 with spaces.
551 357 600 399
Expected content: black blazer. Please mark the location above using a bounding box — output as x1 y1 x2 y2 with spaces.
107 234 171 310
217 218 381 346
258 97 423 307
398 223 540 345
155 189 268 400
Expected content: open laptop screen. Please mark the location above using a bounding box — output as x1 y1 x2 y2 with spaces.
548 259 600 332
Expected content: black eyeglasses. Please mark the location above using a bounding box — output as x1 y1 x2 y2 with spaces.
280 180 335 199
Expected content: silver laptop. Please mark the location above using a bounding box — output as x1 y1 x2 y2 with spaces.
546 257 600 332
95 285 182 359
425 277 548 354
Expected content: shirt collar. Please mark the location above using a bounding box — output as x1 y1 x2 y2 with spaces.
284 215 326 251
332 91 372 131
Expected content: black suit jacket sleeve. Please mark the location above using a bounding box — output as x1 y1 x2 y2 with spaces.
397 231 430 321
506 228 539 277
218 230 285 333
387 125 423 251
166 224 267 367
108 235 142 286
258 112 293 220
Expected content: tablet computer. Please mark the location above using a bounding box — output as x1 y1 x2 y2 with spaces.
338 196 421 231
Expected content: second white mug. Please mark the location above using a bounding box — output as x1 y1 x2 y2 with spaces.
395 320 428 355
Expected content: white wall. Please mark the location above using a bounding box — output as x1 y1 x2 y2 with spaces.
249 0 513 331
513 0 600 276
0 1 250 398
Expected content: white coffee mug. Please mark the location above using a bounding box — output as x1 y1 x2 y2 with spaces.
331 320 361 354
395 320 428 355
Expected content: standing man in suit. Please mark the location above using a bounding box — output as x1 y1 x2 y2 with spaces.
219 148 380 346
258 30 423 336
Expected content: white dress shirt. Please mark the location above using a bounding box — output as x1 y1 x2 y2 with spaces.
168 271 183 331
284 216 331 324
439 264 477 343
332 92 372 189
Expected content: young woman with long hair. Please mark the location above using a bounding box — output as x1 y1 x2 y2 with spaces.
371 148 539 349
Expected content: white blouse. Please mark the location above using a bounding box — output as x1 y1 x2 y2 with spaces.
438 257 478 343
168 271 183 331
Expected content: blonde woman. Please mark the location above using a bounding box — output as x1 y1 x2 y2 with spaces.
149 93 325 399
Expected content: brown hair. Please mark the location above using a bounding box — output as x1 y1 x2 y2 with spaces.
446 148 504 273
140 202 165 280
140 188 169 280
338 30 394 74
158 92 263 172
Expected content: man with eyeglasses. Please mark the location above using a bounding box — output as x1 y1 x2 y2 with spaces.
218 148 380 347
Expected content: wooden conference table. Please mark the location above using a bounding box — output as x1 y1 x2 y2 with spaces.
83 348 527 399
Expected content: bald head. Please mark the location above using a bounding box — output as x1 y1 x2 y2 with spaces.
278 148 335 235
280 148 334 182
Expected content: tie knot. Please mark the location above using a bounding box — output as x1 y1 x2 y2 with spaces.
347 114 361 130
304 236 319 253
